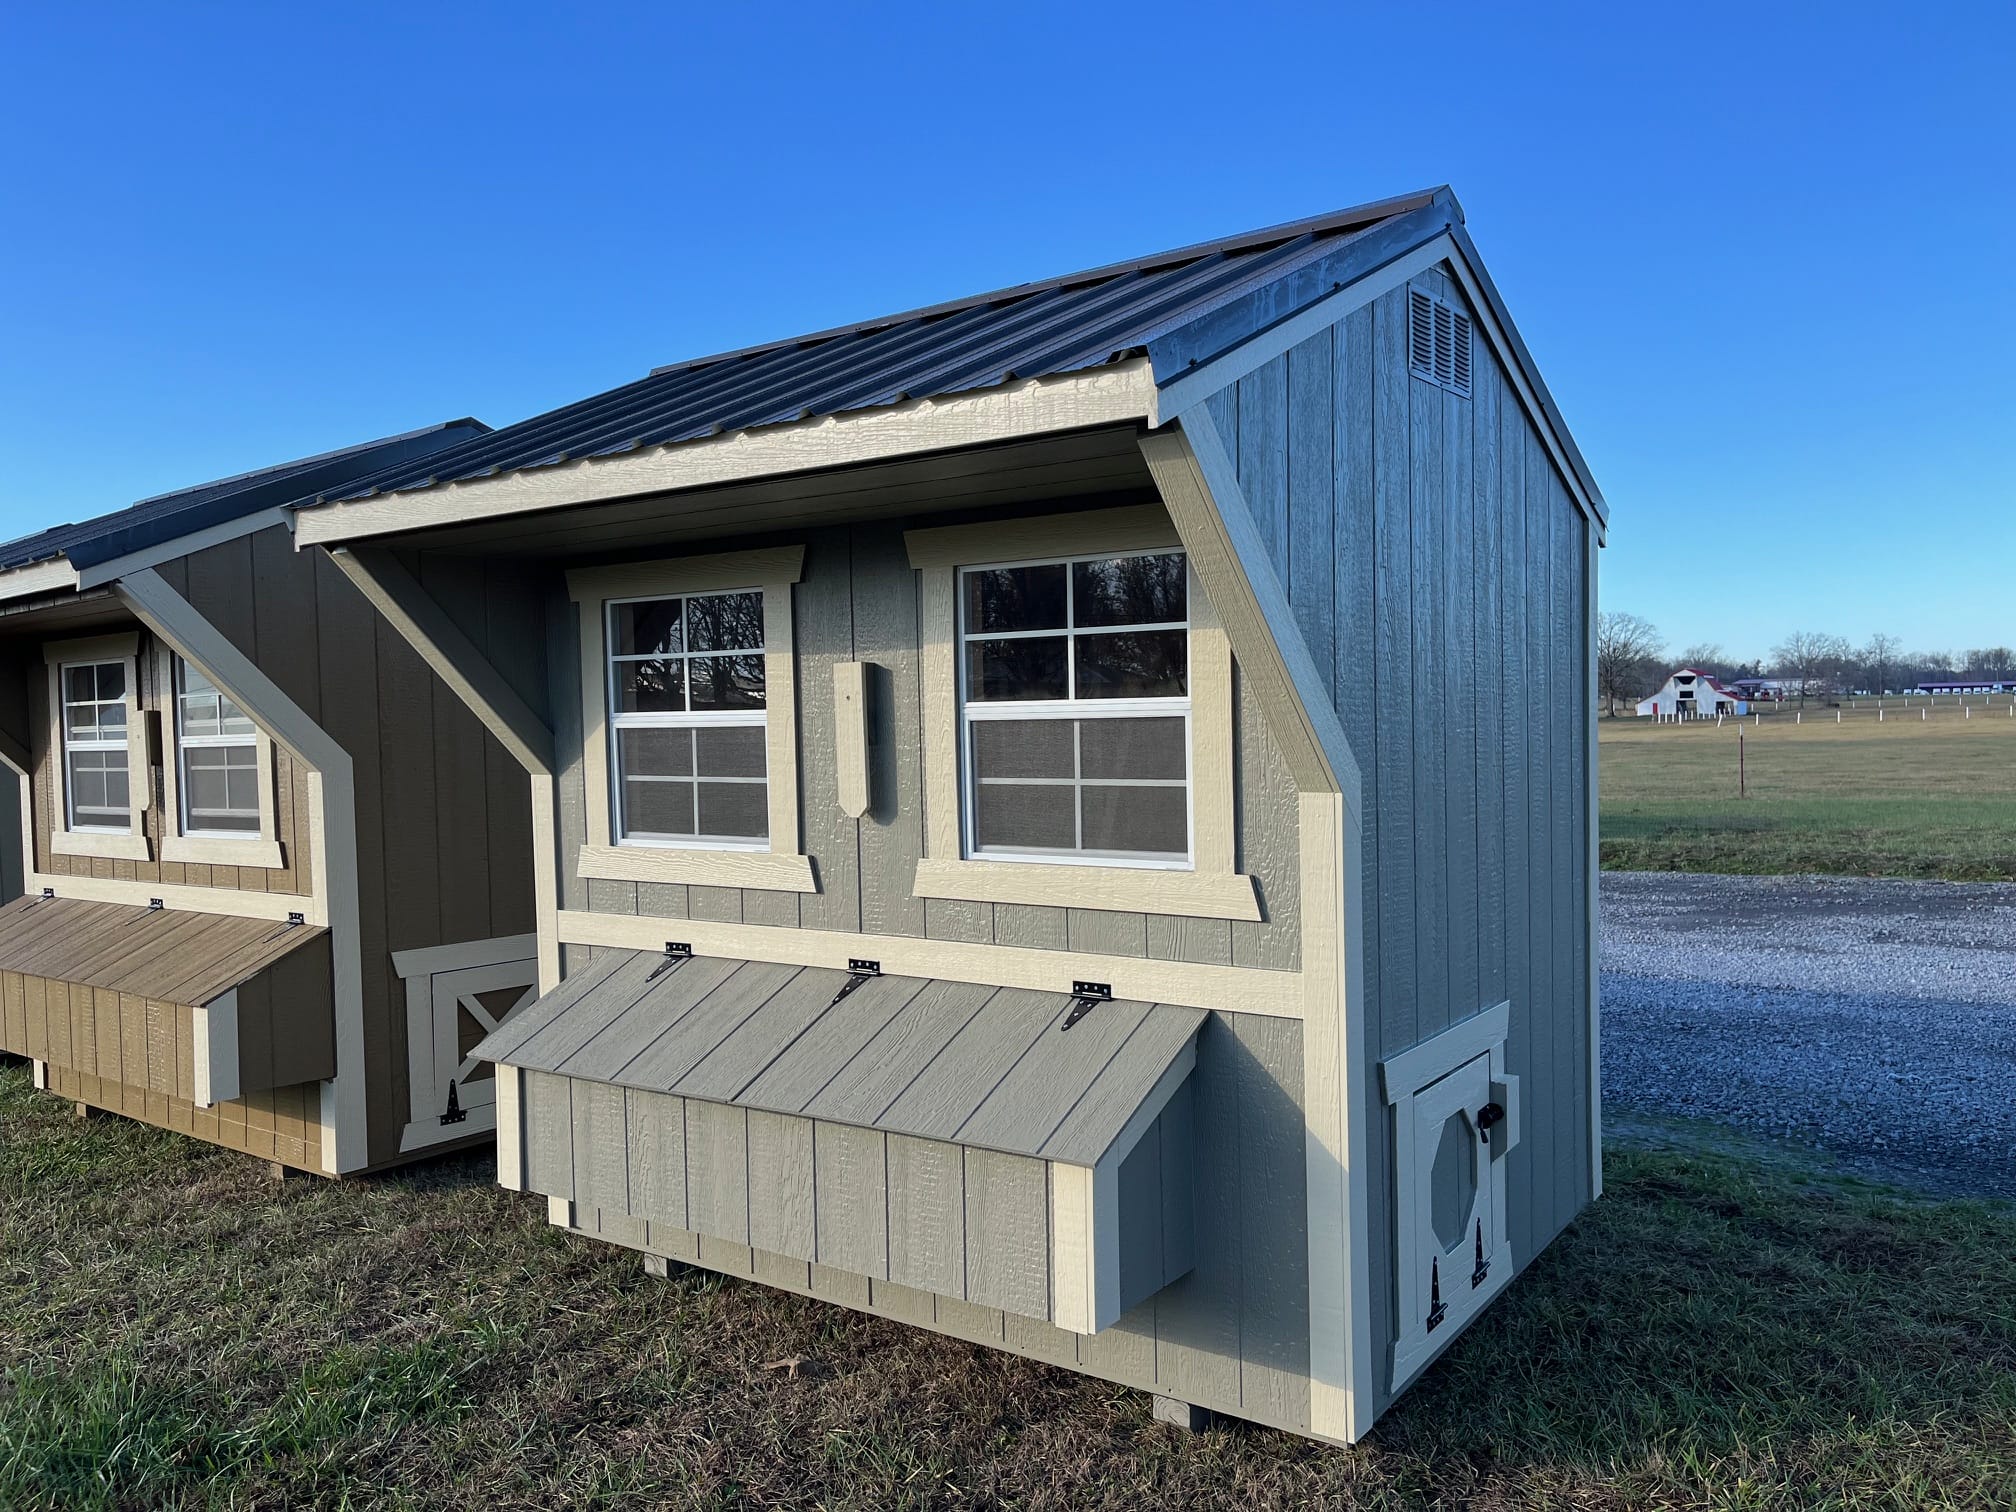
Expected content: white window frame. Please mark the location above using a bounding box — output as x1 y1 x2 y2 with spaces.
605 587 771 853
905 505 1259 921
157 647 285 869
567 546 813 893
956 548 1194 872
44 632 151 862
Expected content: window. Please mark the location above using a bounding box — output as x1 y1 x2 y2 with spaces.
607 589 768 848
959 551 1191 867
60 661 131 832
567 545 812 893
174 660 260 836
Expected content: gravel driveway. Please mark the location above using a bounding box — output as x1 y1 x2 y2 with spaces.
1602 872 2016 1198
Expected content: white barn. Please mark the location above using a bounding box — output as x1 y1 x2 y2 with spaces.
1637 668 1747 719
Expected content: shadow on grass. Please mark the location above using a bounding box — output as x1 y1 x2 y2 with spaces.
3 1065 2014 1509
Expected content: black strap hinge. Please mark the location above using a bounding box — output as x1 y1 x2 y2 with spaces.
440 1079 468 1126
1062 981 1111 1031
646 942 693 983
829 959 881 1007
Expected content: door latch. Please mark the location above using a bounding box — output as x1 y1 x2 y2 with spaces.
1476 1102 1504 1145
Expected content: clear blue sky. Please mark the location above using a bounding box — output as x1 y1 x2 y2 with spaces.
3 2 2010 662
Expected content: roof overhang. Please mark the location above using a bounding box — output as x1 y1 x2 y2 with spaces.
0 556 81 603
293 360 1160 550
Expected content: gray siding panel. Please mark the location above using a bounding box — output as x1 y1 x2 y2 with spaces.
1211 271 1591 1418
541 520 1300 973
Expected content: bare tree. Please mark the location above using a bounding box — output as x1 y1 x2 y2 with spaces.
1964 646 2016 679
1771 631 1851 707
1861 632 1901 695
1677 642 1736 680
1596 612 1664 716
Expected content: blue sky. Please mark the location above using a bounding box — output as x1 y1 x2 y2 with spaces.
2 2 2009 661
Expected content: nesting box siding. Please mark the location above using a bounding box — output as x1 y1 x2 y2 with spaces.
158 529 537 1167
1202 270 1594 1412
544 1008 1313 1432
533 519 1302 969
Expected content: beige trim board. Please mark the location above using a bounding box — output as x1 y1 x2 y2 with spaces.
115 569 364 1175
24 870 312 922
902 502 1179 571
390 932 540 978
554 907 1302 1018
496 1064 525 1190
832 661 869 819
576 843 816 892
565 545 806 603
49 830 152 862
192 989 240 1107
1299 789 1374 1444
0 557 82 601
296 363 1159 548
530 776 561 993
911 857 1258 921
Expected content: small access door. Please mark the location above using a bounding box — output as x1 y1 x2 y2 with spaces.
1411 1055 1496 1341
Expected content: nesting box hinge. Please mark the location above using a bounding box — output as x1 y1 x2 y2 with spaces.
286 912 306 928
1062 981 1112 1031
646 942 693 983
147 898 165 913
829 959 881 1007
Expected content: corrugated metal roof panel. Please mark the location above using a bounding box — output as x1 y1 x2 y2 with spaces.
315 191 1449 506
0 418 491 574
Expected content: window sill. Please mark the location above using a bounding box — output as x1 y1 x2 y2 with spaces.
161 835 285 870
577 843 817 894
912 856 1260 921
51 829 152 862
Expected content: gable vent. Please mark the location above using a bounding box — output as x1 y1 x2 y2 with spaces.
1408 287 1473 398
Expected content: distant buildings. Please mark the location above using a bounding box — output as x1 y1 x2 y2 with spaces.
1911 679 2016 695
1637 668 1750 719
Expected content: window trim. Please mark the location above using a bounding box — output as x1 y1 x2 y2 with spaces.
156 646 285 869
44 633 151 862
957 547 1195 870
568 545 814 893
906 505 1259 921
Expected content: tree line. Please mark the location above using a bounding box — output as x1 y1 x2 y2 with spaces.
1595 613 2016 715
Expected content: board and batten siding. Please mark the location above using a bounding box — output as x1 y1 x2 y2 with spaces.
158 527 537 1167
527 521 1301 969
557 1006 1316 1434
1204 267 1594 1412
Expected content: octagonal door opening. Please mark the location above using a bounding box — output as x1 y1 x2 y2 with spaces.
1411 1053 1495 1340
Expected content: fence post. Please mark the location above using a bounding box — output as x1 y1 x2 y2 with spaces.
1739 731 1746 798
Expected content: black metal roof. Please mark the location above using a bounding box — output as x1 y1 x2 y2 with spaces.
315 190 1449 506
0 418 491 574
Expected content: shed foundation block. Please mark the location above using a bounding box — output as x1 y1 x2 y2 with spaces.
1152 1395 1209 1432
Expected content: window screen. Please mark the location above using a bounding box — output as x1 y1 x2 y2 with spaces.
176 659 261 835
958 551 1190 865
607 590 768 845
60 661 131 831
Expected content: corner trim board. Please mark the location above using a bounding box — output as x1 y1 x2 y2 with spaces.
114 569 366 1175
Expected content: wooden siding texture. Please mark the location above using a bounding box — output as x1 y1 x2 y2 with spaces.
1210 269 1593 1413
526 1068 1192 1326
517 522 1301 967
158 527 537 1166
28 630 315 895
46 1061 324 1171
486 950 1204 1167
558 1008 1311 1432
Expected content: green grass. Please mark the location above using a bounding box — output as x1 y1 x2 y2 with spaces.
3 1064 2014 1509
1600 713 2016 880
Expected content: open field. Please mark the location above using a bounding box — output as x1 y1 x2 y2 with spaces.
4 1065 2014 1510
1600 712 2016 879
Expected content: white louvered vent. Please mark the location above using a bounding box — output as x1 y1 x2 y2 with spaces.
1408 286 1473 398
